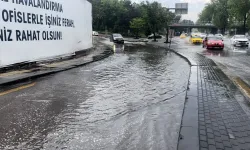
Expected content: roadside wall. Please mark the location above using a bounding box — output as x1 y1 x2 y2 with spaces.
0 0 92 67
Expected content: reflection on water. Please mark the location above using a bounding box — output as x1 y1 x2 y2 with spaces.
203 49 229 57
0 46 190 150
203 46 250 57
113 43 125 53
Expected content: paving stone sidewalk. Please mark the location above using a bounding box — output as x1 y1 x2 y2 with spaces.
196 55 250 150
148 40 250 150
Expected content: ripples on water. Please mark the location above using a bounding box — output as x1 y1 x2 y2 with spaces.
0 46 190 150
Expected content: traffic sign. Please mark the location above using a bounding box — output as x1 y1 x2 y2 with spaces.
175 3 188 14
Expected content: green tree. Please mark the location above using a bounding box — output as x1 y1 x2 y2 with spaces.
130 18 145 38
142 2 168 41
197 3 215 24
197 0 230 34
92 0 175 37
212 0 229 34
228 0 250 34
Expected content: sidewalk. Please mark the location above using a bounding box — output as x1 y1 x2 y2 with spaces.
0 38 113 86
148 39 250 149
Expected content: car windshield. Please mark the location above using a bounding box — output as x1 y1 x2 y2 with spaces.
208 36 222 40
113 34 122 38
235 35 246 39
192 35 201 38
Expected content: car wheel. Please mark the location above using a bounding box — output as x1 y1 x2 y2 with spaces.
206 45 209 50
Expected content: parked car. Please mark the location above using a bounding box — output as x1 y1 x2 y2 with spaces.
202 36 224 50
190 35 203 44
92 31 99 36
110 33 124 44
231 35 249 47
148 34 162 39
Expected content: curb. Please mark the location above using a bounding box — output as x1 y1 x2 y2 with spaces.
0 48 93 74
0 49 113 86
171 46 250 149
150 44 195 66
148 43 193 66
149 41 250 150
199 53 250 103
147 42 199 150
231 77 250 102
169 50 193 66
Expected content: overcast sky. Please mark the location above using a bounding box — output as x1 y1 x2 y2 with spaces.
131 0 211 22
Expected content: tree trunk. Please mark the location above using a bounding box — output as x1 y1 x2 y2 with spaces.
243 14 247 35
166 28 169 43
153 32 156 41
135 29 138 39
221 27 225 35
153 25 156 41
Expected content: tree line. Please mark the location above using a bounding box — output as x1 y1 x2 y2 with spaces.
92 0 178 39
197 0 250 34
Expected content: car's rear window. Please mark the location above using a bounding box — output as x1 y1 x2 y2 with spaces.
235 35 246 39
208 37 222 40
113 34 123 38
192 35 201 38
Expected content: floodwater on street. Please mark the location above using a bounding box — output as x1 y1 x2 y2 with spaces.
0 45 190 150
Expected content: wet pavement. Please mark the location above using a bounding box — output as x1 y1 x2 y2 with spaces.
175 37 250 87
149 37 250 150
0 45 190 149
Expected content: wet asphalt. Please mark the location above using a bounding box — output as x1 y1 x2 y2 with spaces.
0 45 190 149
175 37 250 87
172 37 250 117
167 36 250 150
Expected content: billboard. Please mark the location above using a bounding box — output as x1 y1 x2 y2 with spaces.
175 3 188 14
0 0 92 67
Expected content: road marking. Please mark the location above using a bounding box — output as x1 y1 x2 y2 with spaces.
233 77 250 98
0 70 31 77
0 82 36 96
45 61 68 67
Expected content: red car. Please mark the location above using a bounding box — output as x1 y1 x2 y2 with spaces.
202 36 224 50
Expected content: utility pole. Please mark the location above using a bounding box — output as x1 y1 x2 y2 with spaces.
165 26 170 43
165 3 188 43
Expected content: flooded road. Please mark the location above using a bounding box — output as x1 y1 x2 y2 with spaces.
0 46 190 150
